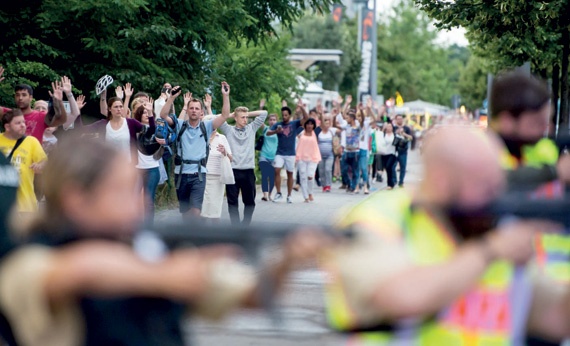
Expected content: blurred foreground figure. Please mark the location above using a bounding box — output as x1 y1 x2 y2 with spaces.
0 137 324 346
324 126 569 345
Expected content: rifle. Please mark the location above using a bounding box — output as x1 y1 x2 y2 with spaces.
135 221 354 324
488 195 570 229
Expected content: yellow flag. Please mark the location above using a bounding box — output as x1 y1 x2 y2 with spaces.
395 91 404 107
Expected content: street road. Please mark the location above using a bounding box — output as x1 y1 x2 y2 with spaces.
155 149 423 345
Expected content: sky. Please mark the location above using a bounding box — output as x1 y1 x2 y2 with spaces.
374 0 469 47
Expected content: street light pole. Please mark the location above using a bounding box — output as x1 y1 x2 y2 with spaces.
370 0 378 102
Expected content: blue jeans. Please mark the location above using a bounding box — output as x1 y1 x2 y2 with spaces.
397 151 408 185
341 151 359 191
139 167 160 225
358 149 369 188
259 158 275 194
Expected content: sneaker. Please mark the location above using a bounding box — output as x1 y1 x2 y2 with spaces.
261 197 268 202
332 177 338 183
353 187 360 194
325 186 331 192
287 196 292 204
364 187 369 195
273 193 283 202
376 175 383 183
322 187 327 193
339 185 347 190
399 184 404 188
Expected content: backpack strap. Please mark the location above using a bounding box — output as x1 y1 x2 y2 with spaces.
7 136 26 162
175 121 189 189
200 121 209 168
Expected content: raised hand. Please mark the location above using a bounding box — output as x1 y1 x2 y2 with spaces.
61 76 72 95
0 66 4 83
115 86 124 99
169 86 182 99
221 81 230 96
366 97 373 108
49 80 64 101
337 95 343 105
203 94 212 108
124 83 133 98
346 94 353 105
145 100 154 115
259 98 266 110
296 98 304 110
183 92 193 106
76 95 86 110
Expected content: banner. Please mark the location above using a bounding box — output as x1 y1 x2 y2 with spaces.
332 4 343 23
358 8 374 100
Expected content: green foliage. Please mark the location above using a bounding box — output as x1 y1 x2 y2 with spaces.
212 37 300 112
458 55 489 110
377 0 467 107
291 14 362 97
415 0 566 72
0 0 335 111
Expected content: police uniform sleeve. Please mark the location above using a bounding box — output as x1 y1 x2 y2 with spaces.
0 246 83 346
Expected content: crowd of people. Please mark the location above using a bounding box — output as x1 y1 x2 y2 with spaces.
3 66 570 346
0 67 419 229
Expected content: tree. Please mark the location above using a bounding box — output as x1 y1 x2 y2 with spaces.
415 0 570 127
0 0 335 112
211 37 300 112
376 0 465 106
458 55 488 111
291 14 362 97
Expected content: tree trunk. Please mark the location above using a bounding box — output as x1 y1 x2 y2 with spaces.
552 63 560 134
560 27 569 133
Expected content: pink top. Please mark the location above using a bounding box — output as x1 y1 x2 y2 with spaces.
296 131 322 163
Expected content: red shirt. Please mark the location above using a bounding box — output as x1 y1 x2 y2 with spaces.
23 111 48 144
2 108 49 144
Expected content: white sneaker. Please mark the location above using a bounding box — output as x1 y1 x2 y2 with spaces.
287 196 292 204
273 193 283 202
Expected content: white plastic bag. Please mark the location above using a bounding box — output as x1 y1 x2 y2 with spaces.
219 156 235 185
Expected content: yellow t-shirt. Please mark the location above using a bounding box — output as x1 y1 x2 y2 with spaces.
0 134 47 212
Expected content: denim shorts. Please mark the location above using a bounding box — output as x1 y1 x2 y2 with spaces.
175 173 206 213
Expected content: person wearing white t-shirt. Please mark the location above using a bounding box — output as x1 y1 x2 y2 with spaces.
133 102 164 224
377 122 398 190
315 115 337 192
201 132 232 220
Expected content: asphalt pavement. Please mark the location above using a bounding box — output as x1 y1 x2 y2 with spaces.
155 149 423 345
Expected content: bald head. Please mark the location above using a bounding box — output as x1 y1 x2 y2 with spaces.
34 100 48 113
421 126 505 209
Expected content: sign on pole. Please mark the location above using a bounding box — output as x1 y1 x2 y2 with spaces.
357 8 374 102
332 4 343 23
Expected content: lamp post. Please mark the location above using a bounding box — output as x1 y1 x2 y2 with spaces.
355 0 377 103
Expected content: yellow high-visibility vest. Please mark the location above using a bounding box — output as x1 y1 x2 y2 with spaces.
324 191 528 345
